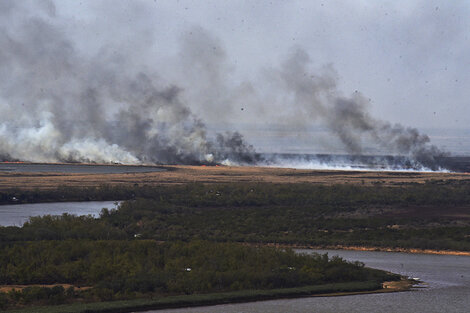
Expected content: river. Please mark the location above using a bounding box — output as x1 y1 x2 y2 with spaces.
148 249 470 313
2 202 469 312
0 201 119 226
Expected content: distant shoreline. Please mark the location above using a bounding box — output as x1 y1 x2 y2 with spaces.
264 243 470 256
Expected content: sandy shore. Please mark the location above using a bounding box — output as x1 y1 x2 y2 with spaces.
312 279 415 297
313 245 470 256
265 243 470 256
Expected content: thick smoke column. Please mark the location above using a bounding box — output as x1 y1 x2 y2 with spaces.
0 1 448 171
0 1 256 165
268 49 448 171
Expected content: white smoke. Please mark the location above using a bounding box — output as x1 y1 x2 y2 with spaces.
0 1 450 171
0 1 256 165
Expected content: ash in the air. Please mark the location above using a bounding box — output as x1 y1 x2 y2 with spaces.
0 1 450 172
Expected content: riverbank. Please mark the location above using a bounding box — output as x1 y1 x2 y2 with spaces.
5 279 413 313
129 249 470 313
332 245 470 256
0 284 92 293
274 244 470 256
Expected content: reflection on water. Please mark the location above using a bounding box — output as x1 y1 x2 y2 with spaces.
0 201 119 226
149 250 470 313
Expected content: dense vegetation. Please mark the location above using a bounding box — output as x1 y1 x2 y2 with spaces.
0 240 395 311
2 180 469 311
2 178 470 206
1 181 470 250
2 281 383 313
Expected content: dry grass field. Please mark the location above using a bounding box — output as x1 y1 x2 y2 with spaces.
1 163 469 191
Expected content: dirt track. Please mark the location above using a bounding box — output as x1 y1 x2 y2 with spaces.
1 164 469 191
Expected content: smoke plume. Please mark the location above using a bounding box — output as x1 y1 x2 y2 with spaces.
0 1 257 165
267 49 448 170
0 1 448 171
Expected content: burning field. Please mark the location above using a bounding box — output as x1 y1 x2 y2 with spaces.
0 162 469 192
2 3 470 313
1 1 466 173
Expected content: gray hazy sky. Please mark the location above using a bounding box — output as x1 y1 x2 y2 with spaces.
55 0 470 129
2 0 470 157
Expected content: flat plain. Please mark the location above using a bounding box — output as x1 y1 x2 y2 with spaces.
1 163 470 191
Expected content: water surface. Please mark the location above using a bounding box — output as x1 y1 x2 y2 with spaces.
0 201 119 226
0 163 165 174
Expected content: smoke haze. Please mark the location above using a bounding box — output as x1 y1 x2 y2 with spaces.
0 1 453 170
0 1 258 165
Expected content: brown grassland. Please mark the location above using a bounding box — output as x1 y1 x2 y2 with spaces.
1 163 470 191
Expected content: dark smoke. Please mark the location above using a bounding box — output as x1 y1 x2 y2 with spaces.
214 132 259 164
267 49 449 171
0 1 256 165
326 97 448 170
0 1 449 171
